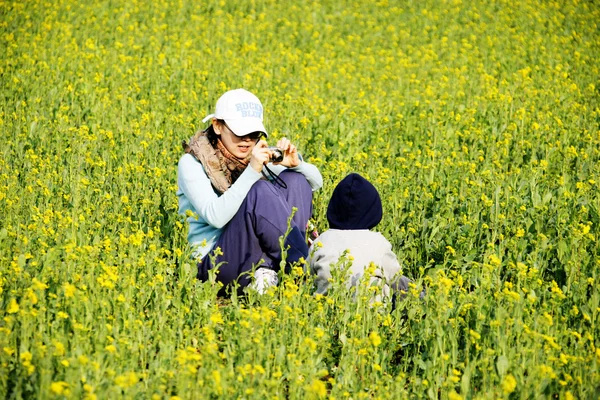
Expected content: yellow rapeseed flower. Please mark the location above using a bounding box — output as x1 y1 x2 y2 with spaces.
369 331 382 347
63 283 76 298
314 327 325 339
488 254 501 267
502 374 517 394
115 371 139 389
32 278 48 290
564 392 575 400
7 298 19 314
50 381 70 395
209 311 223 325
448 390 463 400
305 379 327 398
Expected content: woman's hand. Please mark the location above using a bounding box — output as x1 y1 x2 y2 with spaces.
274 137 301 168
249 139 271 172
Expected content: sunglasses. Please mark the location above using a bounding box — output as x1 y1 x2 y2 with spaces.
242 131 264 141
223 122 264 141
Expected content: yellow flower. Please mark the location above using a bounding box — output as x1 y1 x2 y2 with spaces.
564 391 575 400
305 379 327 398
7 298 19 314
502 374 517 394
382 314 392 327
25 289 38 305
448 390 463 400
369 331 382 347
32 278 48 290
211 370 223 395
469 329 481 341
515 228 525 238
115 371 139 388
63 283 77 298
314 327 325 339
303 337 317 352
488 254 501 267
53 341 65 357
209 311 223 325
20 351 32 363
50 381 70 395
292 266 304 276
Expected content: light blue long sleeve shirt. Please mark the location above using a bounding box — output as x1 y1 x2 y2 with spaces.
177 153 323 258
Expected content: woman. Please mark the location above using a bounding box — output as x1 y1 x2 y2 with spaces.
177 88 323 293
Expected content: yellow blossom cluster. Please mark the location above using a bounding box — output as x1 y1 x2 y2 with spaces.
1 0 599 398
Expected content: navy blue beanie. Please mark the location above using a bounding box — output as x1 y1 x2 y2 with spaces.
327 173 383 230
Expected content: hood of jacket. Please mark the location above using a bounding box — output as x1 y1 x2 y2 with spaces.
326 173 382 230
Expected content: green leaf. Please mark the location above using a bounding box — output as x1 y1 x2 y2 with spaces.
532 191 541 207
461 366 471 396
18 254 26 268
497 354 509 377
557 239 568 262
182 262 192 277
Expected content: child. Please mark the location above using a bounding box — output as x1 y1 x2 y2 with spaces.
306 173 402 300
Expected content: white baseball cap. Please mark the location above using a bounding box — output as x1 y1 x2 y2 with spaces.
202 89 268 137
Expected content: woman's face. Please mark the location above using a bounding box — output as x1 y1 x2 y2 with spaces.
214 120 260 159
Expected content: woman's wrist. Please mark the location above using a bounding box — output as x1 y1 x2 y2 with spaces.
289 153 304 168
250 159 265 173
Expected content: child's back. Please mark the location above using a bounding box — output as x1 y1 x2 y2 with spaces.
306 173 401 297
309 229 400 296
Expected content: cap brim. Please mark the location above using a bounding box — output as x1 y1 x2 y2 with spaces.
202 114 215 123
225 119 268 138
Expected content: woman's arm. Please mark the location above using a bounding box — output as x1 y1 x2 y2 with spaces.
266 137 323 191
178 154 262 228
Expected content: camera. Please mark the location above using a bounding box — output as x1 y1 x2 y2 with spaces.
268 146 284 163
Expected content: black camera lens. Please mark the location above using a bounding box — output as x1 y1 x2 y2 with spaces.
268 147 284 163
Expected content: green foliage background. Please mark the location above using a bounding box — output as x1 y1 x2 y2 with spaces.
1 0 599 398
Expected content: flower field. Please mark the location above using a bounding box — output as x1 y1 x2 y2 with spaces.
1 0 599 398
